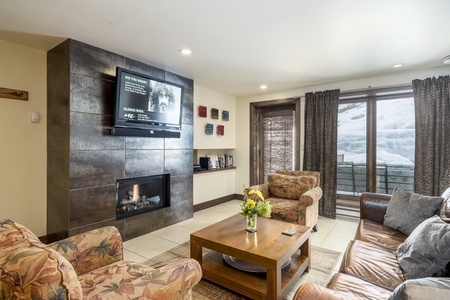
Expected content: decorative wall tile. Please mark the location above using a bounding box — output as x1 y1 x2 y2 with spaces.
69 185 116 228
70 112 124 150
69 150 125 189
125 150 165 178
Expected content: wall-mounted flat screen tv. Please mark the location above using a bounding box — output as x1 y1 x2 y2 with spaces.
113 67 183 135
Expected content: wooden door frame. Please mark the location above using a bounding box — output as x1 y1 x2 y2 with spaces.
249 98 301 185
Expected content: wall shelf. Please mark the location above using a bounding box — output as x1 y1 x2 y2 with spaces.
194 167 236 175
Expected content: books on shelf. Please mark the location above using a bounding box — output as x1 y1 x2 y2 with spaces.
205 154 234 170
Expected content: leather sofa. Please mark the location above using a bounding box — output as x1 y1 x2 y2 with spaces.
293 190 450 300
0 220 202 299
246 170 323 230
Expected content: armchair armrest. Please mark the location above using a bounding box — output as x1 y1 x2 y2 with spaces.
293 283 353 300
246 183 271 200
113 258 202 299
48 226 123 275
299 186 322 206
360 192 391 224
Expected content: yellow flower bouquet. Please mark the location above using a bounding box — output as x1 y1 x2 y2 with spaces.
240 188 272 232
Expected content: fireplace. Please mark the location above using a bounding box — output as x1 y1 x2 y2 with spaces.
116 174 170 220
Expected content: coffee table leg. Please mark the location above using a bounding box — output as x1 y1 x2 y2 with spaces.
300 238 311 272
190 241 202 265
266 267 282 299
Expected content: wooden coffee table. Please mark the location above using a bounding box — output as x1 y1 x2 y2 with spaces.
190 214 311 300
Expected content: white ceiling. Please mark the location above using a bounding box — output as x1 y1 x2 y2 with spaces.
1 0 450 97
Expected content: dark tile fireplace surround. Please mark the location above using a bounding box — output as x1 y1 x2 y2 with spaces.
47 39 194 242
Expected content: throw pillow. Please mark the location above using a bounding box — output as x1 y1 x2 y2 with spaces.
388 277 450 300
268 174 317 200
441 187 450 218
383 187 443 235
396 215 450 279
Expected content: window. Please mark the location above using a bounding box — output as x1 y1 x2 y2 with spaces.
337 86 415 202
262 109 295 182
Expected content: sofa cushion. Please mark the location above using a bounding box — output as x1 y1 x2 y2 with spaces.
268 174 317 200
388 277 450 300
268 197 299 223
340 240 404 291
0 220 82 299
327 273 392 300
396 215 450 280
355 219 407 251
383 187 443 235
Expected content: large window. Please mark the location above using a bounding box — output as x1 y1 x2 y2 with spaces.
337 86 415 201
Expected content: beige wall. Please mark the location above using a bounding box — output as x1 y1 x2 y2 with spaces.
193 85 236 149
0 40 47 236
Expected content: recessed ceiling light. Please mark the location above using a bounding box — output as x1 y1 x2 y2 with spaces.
260 85 267 90
444 55 450 64
392 63 403 68
180 48 192 55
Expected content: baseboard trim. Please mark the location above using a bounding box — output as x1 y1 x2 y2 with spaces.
194 194 240 212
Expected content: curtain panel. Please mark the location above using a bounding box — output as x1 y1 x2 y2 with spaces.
303 89 340 219
412 76 450 196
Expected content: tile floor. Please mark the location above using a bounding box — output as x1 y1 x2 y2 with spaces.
123 200 359 274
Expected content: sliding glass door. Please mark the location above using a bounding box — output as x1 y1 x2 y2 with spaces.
337 86 415 204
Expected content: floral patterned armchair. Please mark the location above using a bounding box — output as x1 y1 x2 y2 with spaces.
246 170 323 231
0 219 202 299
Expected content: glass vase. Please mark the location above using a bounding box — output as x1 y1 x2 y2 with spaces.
246 214 257 232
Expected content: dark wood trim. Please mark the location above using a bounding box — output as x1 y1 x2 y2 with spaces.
193 194 239 212
0 87 28 101
367 97 376 192
193 167 236 174
249 98 301 185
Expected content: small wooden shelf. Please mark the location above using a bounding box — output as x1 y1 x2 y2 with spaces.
201 250 308 299
193 167 236 174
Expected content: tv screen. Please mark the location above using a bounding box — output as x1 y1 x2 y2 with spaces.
113 67 183 132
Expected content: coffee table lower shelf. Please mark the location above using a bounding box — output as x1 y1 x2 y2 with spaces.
201 250 309 300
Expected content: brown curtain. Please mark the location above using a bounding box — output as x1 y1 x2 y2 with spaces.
303 89 340 219
412 76 450 196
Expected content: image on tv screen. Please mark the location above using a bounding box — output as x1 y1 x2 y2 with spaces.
117 70 182 126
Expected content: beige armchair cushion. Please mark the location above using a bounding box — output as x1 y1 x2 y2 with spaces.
268 173 317 200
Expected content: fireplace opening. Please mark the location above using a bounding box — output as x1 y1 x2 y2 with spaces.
116 174 170 220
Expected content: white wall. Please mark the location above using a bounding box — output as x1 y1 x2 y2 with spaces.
193 85 237 204
234 65 450 193
0 40 47 236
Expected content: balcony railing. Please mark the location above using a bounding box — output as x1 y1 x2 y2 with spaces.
337 162 414 196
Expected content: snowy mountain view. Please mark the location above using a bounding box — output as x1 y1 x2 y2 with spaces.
338 98 415 165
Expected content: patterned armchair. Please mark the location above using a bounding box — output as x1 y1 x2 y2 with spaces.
246 170 323 231
0 219 202 299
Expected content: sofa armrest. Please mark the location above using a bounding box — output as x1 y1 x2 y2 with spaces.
114 258 202 299
299 186 323 206
48 226 123 275
246 183 271 200
360 192 391 224
293 283 355 300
